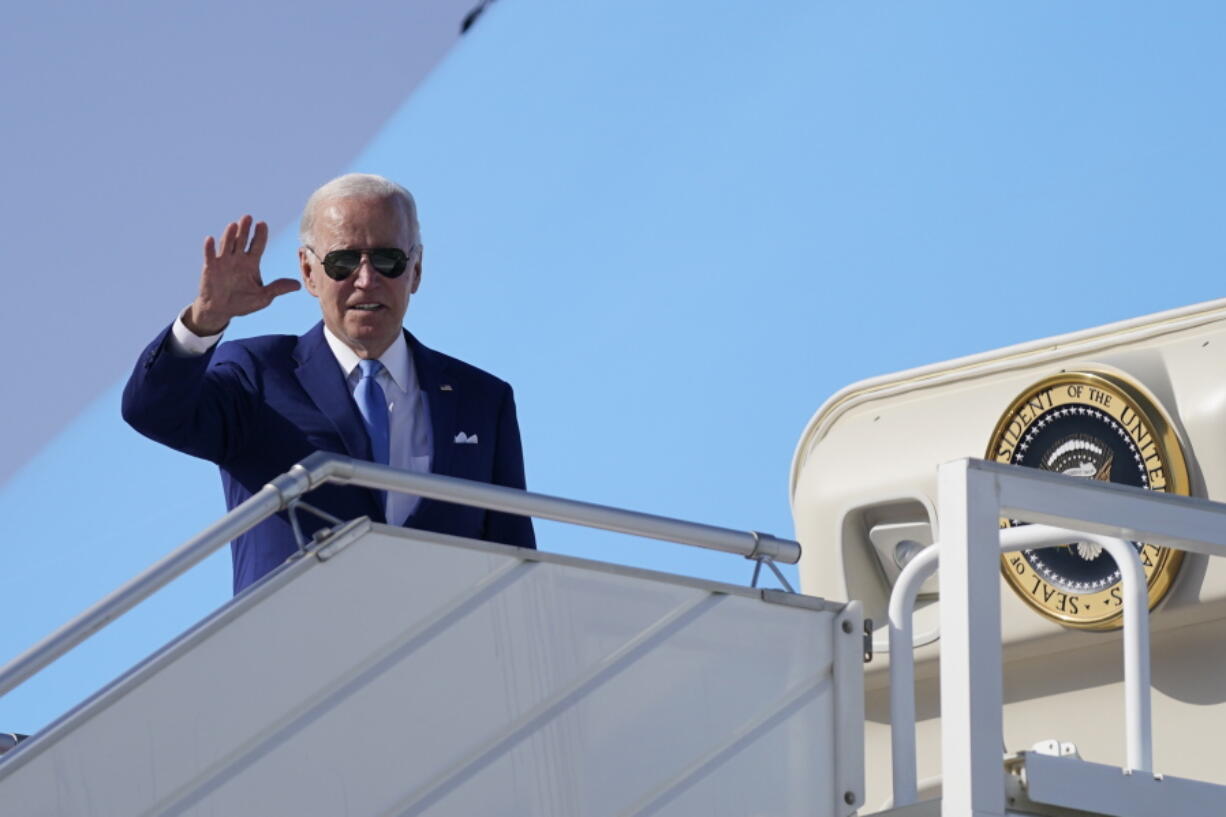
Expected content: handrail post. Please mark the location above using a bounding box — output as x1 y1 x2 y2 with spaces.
937 459 1006 817
887 543 939 807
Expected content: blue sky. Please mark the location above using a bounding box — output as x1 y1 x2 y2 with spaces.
2 0 1225 733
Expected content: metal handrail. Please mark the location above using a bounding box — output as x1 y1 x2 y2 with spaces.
887 524 1150 808
0 451 801 701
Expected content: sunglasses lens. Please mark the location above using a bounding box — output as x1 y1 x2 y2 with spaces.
319 249 408 280
322 250 362 281
369 249 408 278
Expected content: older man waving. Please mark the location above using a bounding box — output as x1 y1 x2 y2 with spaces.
123 174 535 593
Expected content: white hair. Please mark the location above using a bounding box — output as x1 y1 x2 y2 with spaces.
298 173 422 248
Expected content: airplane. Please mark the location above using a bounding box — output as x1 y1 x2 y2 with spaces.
4 3 1225 815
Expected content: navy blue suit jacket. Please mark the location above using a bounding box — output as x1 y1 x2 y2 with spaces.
122 322 535 593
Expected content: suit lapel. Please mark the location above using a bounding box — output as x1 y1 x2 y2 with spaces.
293 324 383 520
409 331 457 480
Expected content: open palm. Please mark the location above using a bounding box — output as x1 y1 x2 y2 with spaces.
186 215 300 335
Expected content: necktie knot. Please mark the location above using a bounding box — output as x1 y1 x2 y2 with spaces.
358 358 384 382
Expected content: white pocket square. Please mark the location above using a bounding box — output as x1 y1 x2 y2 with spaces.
454 431 479 444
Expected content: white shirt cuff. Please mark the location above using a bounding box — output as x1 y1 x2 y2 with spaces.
170 308 224 356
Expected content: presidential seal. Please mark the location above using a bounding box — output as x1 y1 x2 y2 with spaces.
986 371 1189 629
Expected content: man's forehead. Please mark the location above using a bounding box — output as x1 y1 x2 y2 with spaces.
313 195 411 241
315 194 401 223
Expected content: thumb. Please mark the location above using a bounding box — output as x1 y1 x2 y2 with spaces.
263 278 302 299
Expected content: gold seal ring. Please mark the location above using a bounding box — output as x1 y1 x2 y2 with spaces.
986 371 1189 630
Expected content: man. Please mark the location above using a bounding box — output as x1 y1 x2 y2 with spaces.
123 174 535 593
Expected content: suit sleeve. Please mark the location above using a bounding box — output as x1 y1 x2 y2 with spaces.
482 384 537 549
121 323 259 465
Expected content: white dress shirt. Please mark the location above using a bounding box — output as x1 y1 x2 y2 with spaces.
170 310 433 524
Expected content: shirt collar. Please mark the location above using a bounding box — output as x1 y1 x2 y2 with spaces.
321 326 413 394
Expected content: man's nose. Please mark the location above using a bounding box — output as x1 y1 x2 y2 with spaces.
351 255 381 287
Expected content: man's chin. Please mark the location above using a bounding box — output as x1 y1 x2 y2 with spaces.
339 321 398 355
343 313 389 333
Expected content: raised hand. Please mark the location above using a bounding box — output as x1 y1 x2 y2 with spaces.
184 215 301 336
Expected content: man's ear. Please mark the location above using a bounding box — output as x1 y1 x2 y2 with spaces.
299 248 319 296
409 247 423 294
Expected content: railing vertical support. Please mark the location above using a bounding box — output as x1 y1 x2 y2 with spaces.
888 544 939 808
938 460 1006 817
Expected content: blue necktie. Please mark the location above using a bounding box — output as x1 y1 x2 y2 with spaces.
355 359 390 466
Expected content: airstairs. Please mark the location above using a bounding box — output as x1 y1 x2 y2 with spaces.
0 454 863 817
5 452 1226 816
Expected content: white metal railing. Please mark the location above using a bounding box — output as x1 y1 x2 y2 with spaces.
888 525 1149 808
888 458 1226 817
0 451 801 702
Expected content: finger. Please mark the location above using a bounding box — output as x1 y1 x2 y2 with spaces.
236 215 252 254
248 220 269 258
203 235 217 263
219 221 238 256
263 278 302 300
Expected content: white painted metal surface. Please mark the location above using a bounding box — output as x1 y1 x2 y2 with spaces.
1021 751 1226 817
887 541 939 807
790 296 1226 630
936 459 1226 817
887 525 1146 809
789 298 1226 810
0 522 860 817
937 460 1005 817
0 451 800 708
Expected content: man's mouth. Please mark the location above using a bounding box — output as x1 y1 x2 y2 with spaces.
349 303 384 312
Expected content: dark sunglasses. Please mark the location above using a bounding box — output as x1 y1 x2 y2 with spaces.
306 246 412 281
